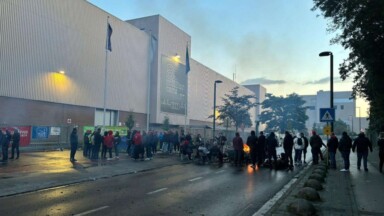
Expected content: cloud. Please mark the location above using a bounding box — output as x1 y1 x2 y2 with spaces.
303 76 344 85
241 77 286 85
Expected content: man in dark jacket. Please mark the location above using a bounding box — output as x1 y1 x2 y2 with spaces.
352 132 373 171
283 131 294 168
266 132 278 170
92 128 103 160
246 131 258 169
0 130 7 162
70 128 78 162
10 129 21 159
232 132 244 166
327 133 339 169
300 132 309 164
258 131 266 166
338 131 352 171
309 130 324 165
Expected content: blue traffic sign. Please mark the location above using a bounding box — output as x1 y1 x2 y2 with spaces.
319 108 335 122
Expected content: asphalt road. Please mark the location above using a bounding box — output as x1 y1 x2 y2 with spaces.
0 160 307 216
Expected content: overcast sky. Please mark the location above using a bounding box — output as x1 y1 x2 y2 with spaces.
88 0 367 115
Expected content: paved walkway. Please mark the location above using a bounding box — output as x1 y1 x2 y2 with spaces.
266 146 384 216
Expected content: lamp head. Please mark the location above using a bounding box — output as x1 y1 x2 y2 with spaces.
319 51 332 57
215 80 223 84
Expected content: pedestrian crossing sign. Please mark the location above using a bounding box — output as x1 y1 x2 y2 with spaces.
319 108 335 122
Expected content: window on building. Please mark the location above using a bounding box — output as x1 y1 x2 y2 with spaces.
95 109 118 126
341 105 344 110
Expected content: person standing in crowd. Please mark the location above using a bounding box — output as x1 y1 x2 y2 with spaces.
293 133 305 166
246 131 258 169
232 132 244 167
338 131 352 171
133 131 144 161
114 131 121 159
126 130 132 156
104 130 114 160
309 130 324 165
173 131 180 153
152 131 159 155
300 132 309 164
10 129 20 159
266 132 278 170
101 131 108 159
218 132 227 154
1 130 7 162
70 128 78 162
283 131 294 169
83 130 91 158
92 128 102 160
377 132 384 173
327 132 339 169
258 131 266 166
352 132 373 171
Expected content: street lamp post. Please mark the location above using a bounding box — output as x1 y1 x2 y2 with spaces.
319 51 334 132
357 106 361 132
213 80 223 139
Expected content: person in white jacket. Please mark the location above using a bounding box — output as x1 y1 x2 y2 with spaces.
294 133 305 165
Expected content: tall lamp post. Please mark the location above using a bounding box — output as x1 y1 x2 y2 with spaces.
356 106 361 132
213 80 223 139
319 51 334 132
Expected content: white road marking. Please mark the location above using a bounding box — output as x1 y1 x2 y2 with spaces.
188 177 203 182
215 170 225 174
147 188 168 195
74 206 109 216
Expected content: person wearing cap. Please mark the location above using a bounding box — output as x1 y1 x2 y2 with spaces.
352 132 373 171
377 132 384 173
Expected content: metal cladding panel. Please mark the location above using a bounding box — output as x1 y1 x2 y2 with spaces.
0 0 149 113
189 59 256 125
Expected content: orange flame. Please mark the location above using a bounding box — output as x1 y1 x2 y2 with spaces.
243 144 250 154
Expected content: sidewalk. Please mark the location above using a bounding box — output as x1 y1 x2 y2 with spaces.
266 147 384 216
0 150 184 197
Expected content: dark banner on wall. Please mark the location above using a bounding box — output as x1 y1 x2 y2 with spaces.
1 126 31 146
160 55 188 115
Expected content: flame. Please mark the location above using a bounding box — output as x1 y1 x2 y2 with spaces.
243 144 250 154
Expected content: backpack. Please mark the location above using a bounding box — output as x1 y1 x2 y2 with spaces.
297 138 303 146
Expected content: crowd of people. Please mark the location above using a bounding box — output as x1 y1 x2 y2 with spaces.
3 126 383 174
241 129 383 173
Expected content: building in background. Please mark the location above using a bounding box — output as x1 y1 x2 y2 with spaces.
0 1 257 139
243 84 267 133
302 90 368 134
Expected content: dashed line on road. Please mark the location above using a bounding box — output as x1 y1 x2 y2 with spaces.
147 187 168 195
188 177 203 182
74 206 109 216
215 170 225 174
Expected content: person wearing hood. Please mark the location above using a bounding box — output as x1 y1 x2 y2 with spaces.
293 133 305 166
378 132 384 173
10 129 21 159
327 132 339 169
266 132 278 170
352 132 372 171
309 130 325 165
338 131 352 171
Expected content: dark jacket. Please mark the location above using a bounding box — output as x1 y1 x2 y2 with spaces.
352 133 372 153
258 134 266 150
378 138 384 153
94 131 103 146
327 135 339 153
70 131 78 146
303 136 309 150
232 136 244 151
310 134 324 149
12 131 21 145
283 132 293 150
338 134 352 152
246 135 258 150
266 134 278 152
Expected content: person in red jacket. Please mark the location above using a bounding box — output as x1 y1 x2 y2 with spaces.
133 131 144 160
104 130 114 160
